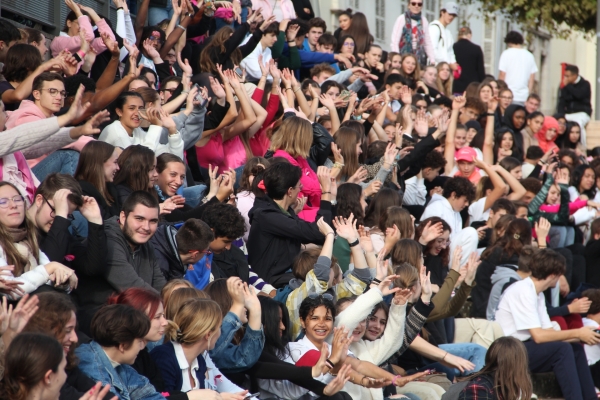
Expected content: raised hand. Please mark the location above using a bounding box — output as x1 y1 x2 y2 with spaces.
317 216 334 237
159 195 185 215
419 221 444 244
79 382 118 400
535 217 551 242
347 166 367 184
358 225 374 254
419 265 432 302
414 110 429 137
452 95 466 110
317 166 332 193
332 214 358 242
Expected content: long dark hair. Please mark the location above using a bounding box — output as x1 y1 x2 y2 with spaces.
336 183 364 226
0 182 40 277
345 12 372 55
74 141 117 205
482 218 531 260
2 43 42 83
415 217 451 267
259 296 291 359
0 333 64 400
493 128 521 163
571 164 597 199
114 145 156 193
563 121 582 149
199 26 242 74
363 188 402 227
336 34 358 58
461 337 532 400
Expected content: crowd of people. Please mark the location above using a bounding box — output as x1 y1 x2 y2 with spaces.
0 0 597 399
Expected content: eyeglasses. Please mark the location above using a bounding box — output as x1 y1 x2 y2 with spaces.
343 42 355 47
291 182 303 191
160 88 177 94
42 196 74 221
148 35 165 44
410 2 423 6
40 88 67 98
0 195 24 208
416 105 427 109
308 293 334 301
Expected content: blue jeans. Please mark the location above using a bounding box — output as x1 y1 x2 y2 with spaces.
178 184 206 208
438 343 486 377
148 1 174 26
549 226 575 248
32 150 80 181
69 211 88 238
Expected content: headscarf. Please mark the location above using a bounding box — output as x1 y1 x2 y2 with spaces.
536 116 560 153
502 104 527 132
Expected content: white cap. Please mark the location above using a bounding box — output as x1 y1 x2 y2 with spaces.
442 1 459 15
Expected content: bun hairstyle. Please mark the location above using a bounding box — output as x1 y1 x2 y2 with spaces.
165 298 222 345
0 333 64 400
392 262 419 291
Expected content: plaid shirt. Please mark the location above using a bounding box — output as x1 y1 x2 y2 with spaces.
458 375 497 400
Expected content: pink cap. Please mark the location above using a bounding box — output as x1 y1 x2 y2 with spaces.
455 146 477 162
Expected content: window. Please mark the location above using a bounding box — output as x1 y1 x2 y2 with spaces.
376 0 385 17
483 19 495 74
376 18 385 41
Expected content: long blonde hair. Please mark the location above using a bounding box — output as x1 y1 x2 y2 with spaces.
436 62 454 96
165 298 222 345
269 117 313 159
0 182 40 276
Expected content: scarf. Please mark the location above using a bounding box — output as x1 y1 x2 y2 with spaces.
0 152 38 204
399 11 426 66
7 226 27 243
536 116 559 153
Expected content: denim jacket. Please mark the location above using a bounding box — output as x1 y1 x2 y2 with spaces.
208 311 264 373
76 341 166 400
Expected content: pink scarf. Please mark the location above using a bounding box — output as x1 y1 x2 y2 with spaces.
0 152 37 203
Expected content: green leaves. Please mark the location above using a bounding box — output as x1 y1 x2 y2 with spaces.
460 0 597 37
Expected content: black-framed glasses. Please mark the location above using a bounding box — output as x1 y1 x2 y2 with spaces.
0 195 24 208
148 35 165 44
308 293 334 301
40 88 67 98
410 2 423 6
42 196 74 221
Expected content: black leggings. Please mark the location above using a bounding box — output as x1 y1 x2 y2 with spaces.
246 352 351 400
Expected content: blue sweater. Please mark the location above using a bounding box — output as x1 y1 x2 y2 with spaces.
149 341 207 392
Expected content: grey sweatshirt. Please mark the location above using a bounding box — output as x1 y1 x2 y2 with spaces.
486 264 521 321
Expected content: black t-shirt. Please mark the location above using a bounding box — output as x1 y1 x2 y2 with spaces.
471 220 492 248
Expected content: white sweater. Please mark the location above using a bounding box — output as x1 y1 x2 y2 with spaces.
0 116 76 159
0 244 52 296
335 288 408 400
98 120 184 159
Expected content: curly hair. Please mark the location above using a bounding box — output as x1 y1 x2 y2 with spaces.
422 150 447 171
442 177 475 202
201 203 246 239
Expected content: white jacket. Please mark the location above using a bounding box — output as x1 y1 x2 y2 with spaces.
98 120 184 159
420 194 463 242
429 20 456 64
335 288 407 400
0 244 52 296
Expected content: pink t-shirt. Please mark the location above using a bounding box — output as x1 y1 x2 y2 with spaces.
195 133 224 170
273 150 321 222
222 136 247 172
250 128 271 157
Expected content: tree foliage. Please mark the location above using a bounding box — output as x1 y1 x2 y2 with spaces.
461 0 597 37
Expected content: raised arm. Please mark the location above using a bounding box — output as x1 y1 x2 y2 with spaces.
482 97 497 164
444 96 465 175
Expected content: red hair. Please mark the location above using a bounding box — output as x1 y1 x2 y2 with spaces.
108 288 161 319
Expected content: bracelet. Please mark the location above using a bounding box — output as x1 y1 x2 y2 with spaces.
486 112 495 116
293 87 301 93
116 6 124 10
325 358 335 369
332 162 345 168
391 375 402 386
322 191 331 194
348 238 360 247
326 232 334 237
181 91 190 94
442 352 448 361
287 40 295 43
371 278 382 285
177 24 186 31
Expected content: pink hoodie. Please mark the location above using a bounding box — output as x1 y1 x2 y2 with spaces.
5 100 93 167
50 16 116 57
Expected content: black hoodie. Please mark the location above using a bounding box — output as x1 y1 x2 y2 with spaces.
502 104 527 153
247 195 332 288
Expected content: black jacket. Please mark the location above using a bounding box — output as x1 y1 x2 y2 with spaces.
557 77 592 116
78 180 120 220
61 366 114 400
247 196 332 287
292 0 315 20
212 245 251 282
453 38 486 93
37 216 107 309
470 248 519 319
150 224 186 281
